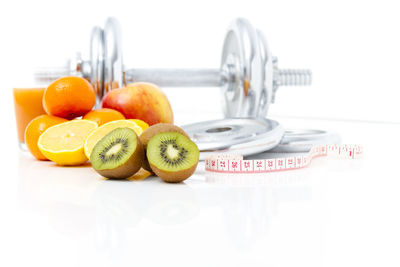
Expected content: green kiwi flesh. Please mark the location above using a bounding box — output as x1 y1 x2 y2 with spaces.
147 131 199 183
140 123 189 173
90 127 144 179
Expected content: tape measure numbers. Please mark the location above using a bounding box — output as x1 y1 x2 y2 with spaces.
205 144 363 174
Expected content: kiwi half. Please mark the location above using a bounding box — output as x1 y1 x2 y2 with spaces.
147 131 199 183
90 127 144 179
140 123 189 173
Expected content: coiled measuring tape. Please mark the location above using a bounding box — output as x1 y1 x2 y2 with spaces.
205 144 363 174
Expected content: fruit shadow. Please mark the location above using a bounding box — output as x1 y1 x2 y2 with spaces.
101 175 160 183
46 162 93 168
99 168 189 184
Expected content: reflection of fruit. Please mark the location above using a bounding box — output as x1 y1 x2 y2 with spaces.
38 120 98 165
84 120 143 159
128 119 149 131
83 108 125 126
25 115 68 160
43 76 96 119
93 180 149 228
90 128 144 179
102 82 173 126
145 183 199 225
147 132 199 183
140 123 189 172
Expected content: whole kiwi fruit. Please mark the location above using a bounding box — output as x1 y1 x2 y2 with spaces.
139 123 190 172
90 127 144 179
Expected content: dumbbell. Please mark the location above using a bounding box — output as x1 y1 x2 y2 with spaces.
34 17 312 118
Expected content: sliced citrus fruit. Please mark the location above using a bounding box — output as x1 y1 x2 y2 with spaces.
38 120 98 165
128 119 149 131
84 120 143 159
25 114 68 160
127 168 152 181
83 108 125 126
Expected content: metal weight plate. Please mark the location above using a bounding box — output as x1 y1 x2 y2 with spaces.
90 26 105 108
270 129 341 153
103 17 124 94
257 29 273 116
220 18 266 118
181 118 284 160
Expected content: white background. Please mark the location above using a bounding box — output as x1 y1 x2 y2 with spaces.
1 1 400 267
1 0 400 127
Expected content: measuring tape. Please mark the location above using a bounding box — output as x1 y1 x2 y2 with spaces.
205 144 363 174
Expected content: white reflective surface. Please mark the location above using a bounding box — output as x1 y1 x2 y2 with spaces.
2 109 400 266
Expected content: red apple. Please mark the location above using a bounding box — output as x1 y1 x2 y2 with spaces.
102 82 173 126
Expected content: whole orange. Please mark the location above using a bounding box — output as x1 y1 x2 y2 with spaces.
83 108 125 126
43 76 96 119
25 114 68 160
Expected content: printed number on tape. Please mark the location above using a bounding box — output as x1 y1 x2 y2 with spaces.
205 144 363 173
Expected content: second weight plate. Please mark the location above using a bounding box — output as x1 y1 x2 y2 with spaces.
181 118 284 160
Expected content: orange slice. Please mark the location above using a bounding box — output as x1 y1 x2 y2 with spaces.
84 120 143 159
25 114 68 160
83 108 125 126
128 119 149 131
127 168 152 181
38 120 98 165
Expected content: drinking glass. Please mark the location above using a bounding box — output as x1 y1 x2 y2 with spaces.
13 88 46 150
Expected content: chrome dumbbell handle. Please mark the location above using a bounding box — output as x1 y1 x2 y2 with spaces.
276 69 312 86
34 67 71 83
125 68 225 87
34 65 312 90
34 66 312 88
127 68 312 88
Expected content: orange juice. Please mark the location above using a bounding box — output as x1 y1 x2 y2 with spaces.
13 88 46 144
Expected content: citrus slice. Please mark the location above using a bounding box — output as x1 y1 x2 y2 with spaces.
84 120 143 159
25 114 68 160
128 119 149 131
38 120 98 165
83 108 125 126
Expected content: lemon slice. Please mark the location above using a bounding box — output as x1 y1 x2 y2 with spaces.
38 120 98 165
84 119 143 159
128 119 149 131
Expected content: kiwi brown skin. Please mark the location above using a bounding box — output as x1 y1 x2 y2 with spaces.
140 123 190 173
141 158 153 173
140 123 189 146
94 138 144 179
149 161 198 183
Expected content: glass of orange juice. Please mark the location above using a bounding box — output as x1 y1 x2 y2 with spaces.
13 88 46 150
